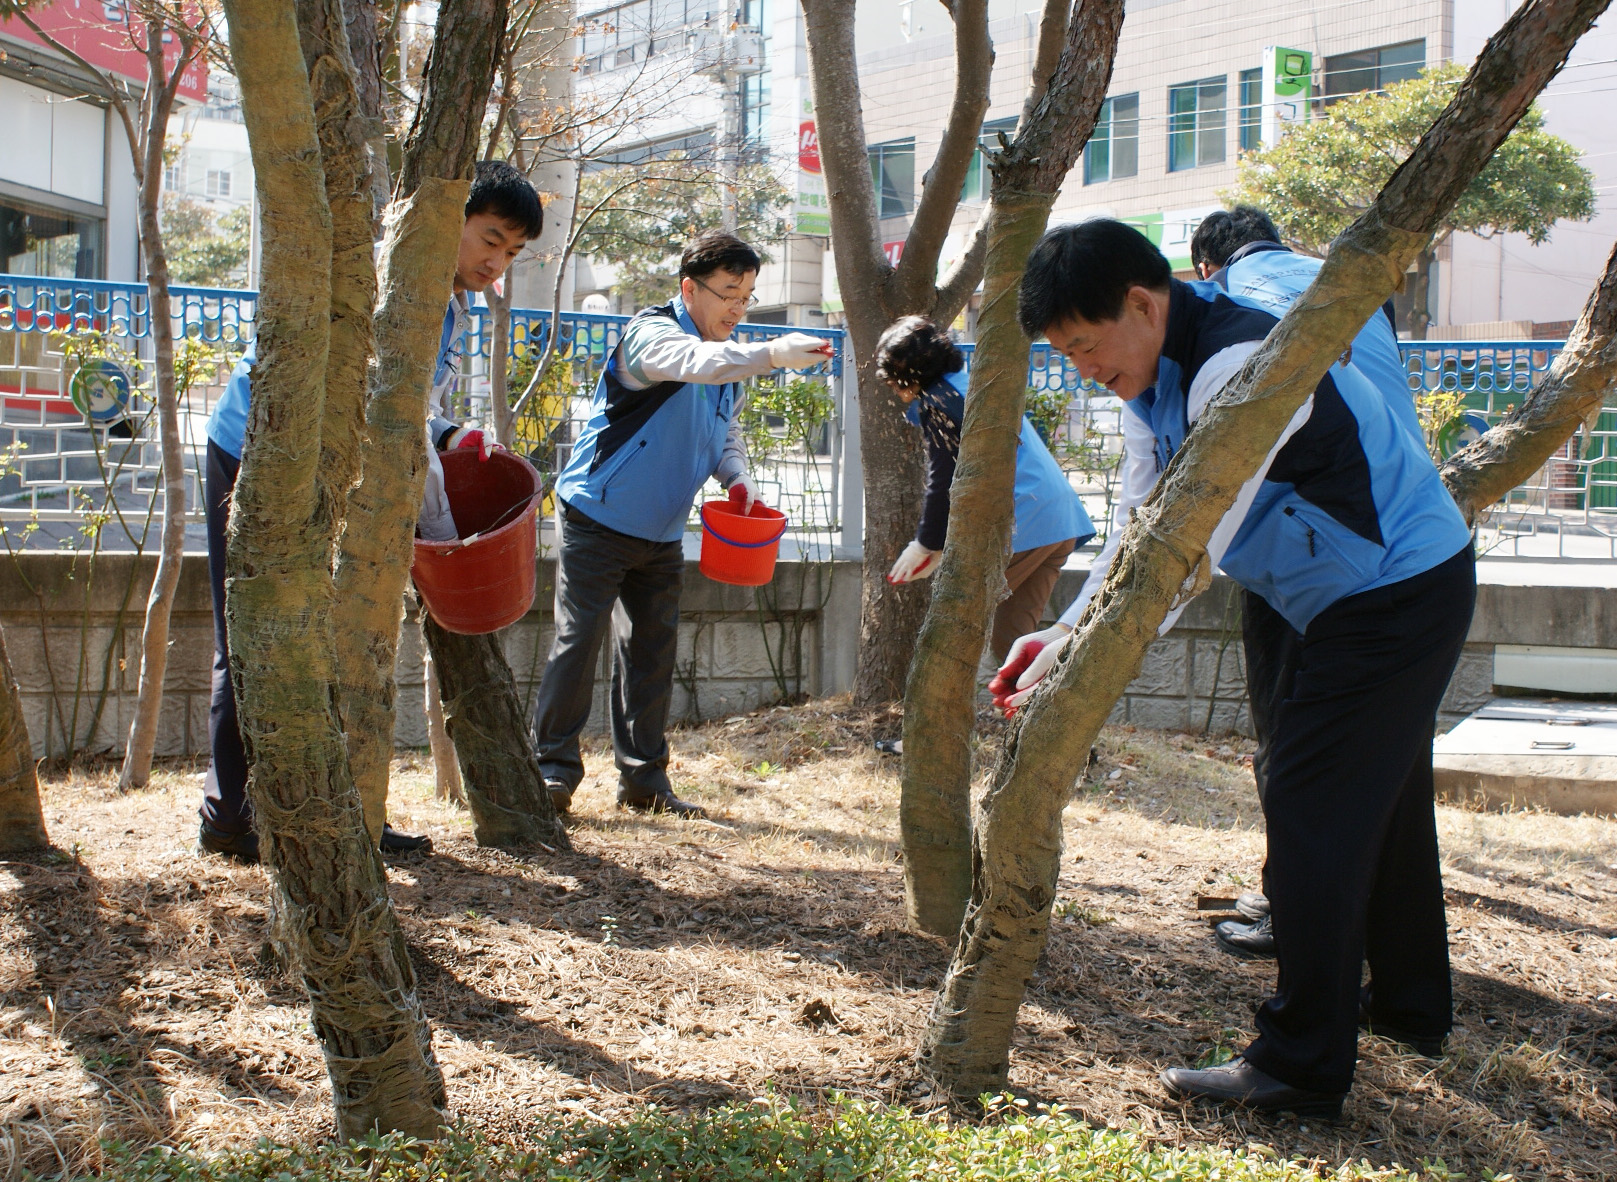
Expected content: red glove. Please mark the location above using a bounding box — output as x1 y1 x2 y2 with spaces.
987 639 1045 717
728 476 763 515
450 427 494 460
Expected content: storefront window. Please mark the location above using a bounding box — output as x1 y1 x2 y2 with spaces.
0 195 105 278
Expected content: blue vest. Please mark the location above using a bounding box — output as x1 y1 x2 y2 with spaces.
907 372 1095 552
206 301 465 459
1213 242 1422 444
1127 281 1471 633
206 341 256 459
555 299 738 542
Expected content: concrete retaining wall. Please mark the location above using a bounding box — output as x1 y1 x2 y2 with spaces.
0 551 859 760
1 551 1609 759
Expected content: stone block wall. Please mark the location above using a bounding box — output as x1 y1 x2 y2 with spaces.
0 550 861 760
1 550 1608 758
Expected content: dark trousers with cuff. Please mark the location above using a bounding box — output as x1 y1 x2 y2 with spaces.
200 441 251 835
531 502 684 800
1242 588 1301 811
1240 545 1474 1095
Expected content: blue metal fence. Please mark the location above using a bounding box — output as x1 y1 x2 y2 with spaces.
0 274 257 346
2 272 1611 559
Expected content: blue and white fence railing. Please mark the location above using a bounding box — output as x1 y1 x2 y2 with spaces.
960 337 1616 561
3 272 1612 560
0 275 856 555
450 305 849 551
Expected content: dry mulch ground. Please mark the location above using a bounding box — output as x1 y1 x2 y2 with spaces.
2 696 1614 1179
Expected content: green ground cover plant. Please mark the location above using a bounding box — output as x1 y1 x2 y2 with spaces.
83 1096 1454 1182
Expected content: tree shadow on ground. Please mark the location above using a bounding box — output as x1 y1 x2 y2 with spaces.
407 945 743 1109
0 851 301 1172
1017 906 1616 1179
389 844 946 989
1445 886 1617 940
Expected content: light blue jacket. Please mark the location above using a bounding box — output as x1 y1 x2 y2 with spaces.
206 300 467 458
1210 241 1423 444
906 372 1094 554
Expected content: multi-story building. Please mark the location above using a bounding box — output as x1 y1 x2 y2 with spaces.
165 75 255 216
575 1 1617 338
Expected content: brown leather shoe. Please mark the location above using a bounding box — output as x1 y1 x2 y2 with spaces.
545 780 574 814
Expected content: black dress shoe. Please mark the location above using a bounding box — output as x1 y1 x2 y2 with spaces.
1161 1057 1344 1119
1358 1010 1446 1056
380 824 432 855
1215 914 1276 959
1235 891 1270 921
544 779 573 814
617 788 706 818
198 819 259 863
1357 987 1447 1057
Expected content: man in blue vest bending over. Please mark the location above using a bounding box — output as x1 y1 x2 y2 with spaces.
1186 205 1425 961
533 231 831 818
999 219 1474 1118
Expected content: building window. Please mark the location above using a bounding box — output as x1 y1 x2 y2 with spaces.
1 194 105 278
163 162 182 192
961 116 1020 201
1324 40 1424 103
1084 93 1139 185
1168 77 1226 172
205 169 232 198
868 138 915 218
1238 68 1263 152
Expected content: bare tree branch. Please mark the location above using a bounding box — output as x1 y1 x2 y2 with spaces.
894 0 991 308
1440 238 1617 520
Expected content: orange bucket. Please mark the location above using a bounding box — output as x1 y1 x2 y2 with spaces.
699 499 788 586
411 449 542 634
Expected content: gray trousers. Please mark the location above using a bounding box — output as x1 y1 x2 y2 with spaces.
531 502 684 799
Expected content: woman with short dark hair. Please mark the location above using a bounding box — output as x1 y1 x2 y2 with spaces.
873 315 1094 662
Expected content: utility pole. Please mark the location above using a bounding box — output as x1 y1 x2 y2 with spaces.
692 19 765 234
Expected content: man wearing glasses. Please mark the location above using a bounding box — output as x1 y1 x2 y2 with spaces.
534 230 832 817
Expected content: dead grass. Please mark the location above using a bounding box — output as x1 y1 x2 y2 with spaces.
2 696 1613 1179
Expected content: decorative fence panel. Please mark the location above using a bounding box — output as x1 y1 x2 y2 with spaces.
3 272 1612 561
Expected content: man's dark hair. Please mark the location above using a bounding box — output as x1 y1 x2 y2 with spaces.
873 315 963 391
680 231 761 281
466 160 544 239
1018 219 1172 336
1190 205 1281 272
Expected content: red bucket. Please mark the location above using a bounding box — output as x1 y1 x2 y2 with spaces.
411 449 542 634
699 499 788 586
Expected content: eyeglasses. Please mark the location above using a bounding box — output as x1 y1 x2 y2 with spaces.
690 275 760 311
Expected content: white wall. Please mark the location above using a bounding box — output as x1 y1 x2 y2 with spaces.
0 74 105 204
103 122 140 281
1441 5 1617 330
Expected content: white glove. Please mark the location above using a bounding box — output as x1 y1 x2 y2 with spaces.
987 623 1073 715
726 472 761 515
767 332 833 371
887 540 940 584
